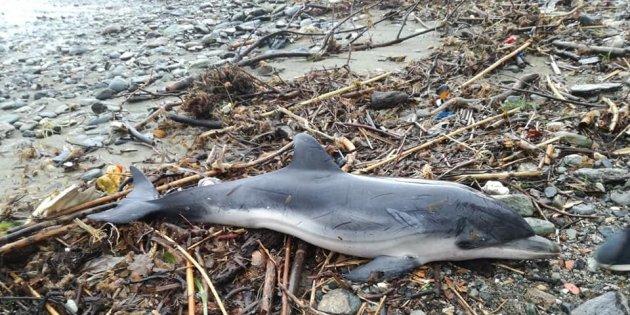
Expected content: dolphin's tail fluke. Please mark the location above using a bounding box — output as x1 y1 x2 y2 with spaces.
87 166 162 223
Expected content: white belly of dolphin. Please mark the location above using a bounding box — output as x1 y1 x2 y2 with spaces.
204 207 554 262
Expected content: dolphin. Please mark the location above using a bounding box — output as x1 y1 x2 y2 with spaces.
88 133 560 281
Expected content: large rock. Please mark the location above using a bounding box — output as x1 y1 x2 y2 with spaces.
317 289 361 315
571 291 629 315
492 194 535 217
574 168 629 183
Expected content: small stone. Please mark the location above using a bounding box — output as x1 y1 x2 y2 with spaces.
610 190 630 206
551 272 561 280
570 204 596 215
0 100 26 110
284 5 301 17
190 58 217 69
555 132 593 148
65 299 78 314
102 24 122 35
492 194 535 217
201 34 217 45
578 57 600 65
317 289 361 315
410 311 426 315
482 181 509 195
569 83 623 96
577 14 602 26
68 46 88 55
81 169 103 181
544 186 558 198
95 88 116 100
108 77 130 93
574 168 629 183
570 291 629 315
525 288 557 309
0 113 20 124
120 51 134 60
524 218 555 235
595 182 606 192
565 229 577 240
562 154 584 166
469 288 479 298
0 122 16 139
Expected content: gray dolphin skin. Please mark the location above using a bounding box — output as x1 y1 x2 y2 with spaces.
88 133 560 281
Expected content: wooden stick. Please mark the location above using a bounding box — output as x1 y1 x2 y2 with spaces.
445 279 478 315
261 254 277 314
451 170 542 180
186 260 195 315
278 284 329 315
288 241 307 294
11 273 61 315
276 107 335 141
546 75 566 100
460 40 532 88
0 224 76 254
154 230 228 315
602 97 619 132
551 40 629 57
262 72 390 117
357 108 521 173
280 237 292 315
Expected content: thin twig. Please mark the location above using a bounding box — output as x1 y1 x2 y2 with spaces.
154 230 228 315
460 40 532 88
358 108 521 173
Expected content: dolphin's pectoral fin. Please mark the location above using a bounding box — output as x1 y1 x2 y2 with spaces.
344 256 422 282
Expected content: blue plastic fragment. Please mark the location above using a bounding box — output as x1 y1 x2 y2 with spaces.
434 110 454 120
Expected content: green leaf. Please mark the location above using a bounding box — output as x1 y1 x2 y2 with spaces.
162 251 177 264
0 221 18 236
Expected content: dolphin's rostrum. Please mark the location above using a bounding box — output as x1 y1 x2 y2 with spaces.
88 133 560 281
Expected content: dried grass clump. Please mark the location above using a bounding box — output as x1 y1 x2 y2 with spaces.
181 66 256 118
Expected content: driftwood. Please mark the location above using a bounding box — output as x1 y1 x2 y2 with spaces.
167 114 222 129
552 40 629 56
488 73 539 106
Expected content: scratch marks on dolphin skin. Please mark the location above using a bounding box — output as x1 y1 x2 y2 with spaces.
249 186 290 197
226 184 241 196
311 210 333 220
386 208 421 229
370 192 395 200
333 221 353 230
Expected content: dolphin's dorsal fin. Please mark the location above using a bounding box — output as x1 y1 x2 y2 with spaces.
288 133 341 172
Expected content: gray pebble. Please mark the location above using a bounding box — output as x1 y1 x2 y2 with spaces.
95 88 117 100
524 218 555 236
317 289 361 315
